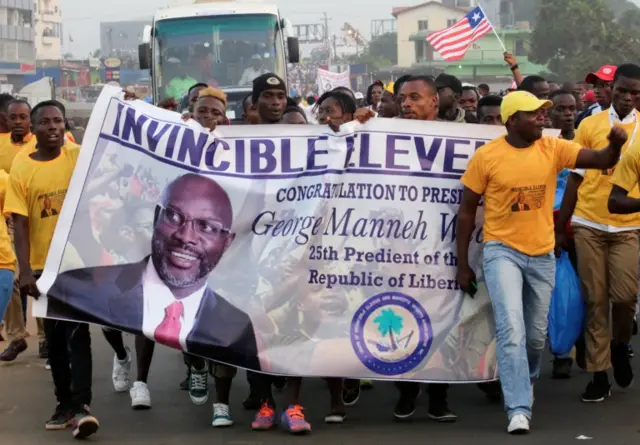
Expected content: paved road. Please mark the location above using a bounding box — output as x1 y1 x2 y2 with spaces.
1 326 640 445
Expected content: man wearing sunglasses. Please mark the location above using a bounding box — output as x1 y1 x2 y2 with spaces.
45 173 261 372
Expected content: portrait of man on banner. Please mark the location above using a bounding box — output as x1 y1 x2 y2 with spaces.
45 172 261 371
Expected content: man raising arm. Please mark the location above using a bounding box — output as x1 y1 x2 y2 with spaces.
455 91 625 435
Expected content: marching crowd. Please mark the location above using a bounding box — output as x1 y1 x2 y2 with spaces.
2 51 640 439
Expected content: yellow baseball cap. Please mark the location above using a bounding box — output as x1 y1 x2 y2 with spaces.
385 81 395 94
501 90 552 124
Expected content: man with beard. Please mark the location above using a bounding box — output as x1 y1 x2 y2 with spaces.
354 75 457 423
46 173 260 372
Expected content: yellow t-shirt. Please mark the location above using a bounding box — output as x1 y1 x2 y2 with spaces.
0 133 37 174
0 171 16 272
461 135 582 256
4 143 80 271
573 110 640 229
611 144 640 193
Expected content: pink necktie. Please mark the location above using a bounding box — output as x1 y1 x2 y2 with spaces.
154 301 184 350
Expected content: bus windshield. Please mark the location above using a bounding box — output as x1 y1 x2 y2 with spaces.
153 13 284 102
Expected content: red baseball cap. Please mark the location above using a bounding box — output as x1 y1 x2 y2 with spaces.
583 90 597 103
585 65 617 84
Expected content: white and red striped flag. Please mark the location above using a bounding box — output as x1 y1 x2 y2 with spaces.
426 6 494 62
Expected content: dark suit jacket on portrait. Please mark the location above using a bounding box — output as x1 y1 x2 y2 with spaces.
46 257 261 371
41 208 58 218
511 203 530 212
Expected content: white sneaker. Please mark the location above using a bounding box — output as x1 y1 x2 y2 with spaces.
112 348 131 392
212 403 233 427
507 414 530 434
130 381 151 410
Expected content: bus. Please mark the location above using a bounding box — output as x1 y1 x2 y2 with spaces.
138 1 299 122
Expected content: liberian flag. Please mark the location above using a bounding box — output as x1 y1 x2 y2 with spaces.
426 6 494 62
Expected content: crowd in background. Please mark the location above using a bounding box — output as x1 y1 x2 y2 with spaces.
1 49 640 440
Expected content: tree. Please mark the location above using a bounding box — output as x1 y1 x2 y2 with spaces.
529 0 640 80
374 308 403 352
347 32 397 70
509 0 637 24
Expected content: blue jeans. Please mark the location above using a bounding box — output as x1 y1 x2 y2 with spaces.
0 269 16 324
483 241 555 420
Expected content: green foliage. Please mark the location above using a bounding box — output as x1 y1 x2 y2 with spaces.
529 0 640 80
511 0 637 24
347 32 397 70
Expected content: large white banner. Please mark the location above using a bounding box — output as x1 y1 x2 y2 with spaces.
316 68 351 96
36 86 506 382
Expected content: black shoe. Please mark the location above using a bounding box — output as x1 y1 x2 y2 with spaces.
39 341 49 359
72 406 99 439
342 383 361 407
477 381 502 402
0 338 27 362
242 392 262 411
628 344 634 358
575 336 587 370
428 402 458 423
552 358 573 379
611 341 634 388
393 393 417 420
45 405 73 430
581 374 611 403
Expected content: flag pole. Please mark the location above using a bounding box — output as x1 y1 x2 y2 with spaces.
478 4 507 53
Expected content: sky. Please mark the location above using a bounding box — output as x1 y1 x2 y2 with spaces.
60 0 394 57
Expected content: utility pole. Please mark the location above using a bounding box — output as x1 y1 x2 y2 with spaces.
324 12 332 67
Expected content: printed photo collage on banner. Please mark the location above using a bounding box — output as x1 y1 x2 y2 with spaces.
35 86 542 383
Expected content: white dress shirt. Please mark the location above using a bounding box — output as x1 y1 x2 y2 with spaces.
239 67 268 86
141 259 207 350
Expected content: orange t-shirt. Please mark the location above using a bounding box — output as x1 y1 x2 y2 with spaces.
461 135 582 256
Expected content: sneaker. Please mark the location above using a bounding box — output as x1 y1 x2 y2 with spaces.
180 368 191 391
212 403 234 428
324 411 346 424
39 341 49 359
281 405 311 434
360 379 374 390
611 341 634 388
477 381 502 402
45 405 73 430
0 338 27 362
507 414 530 434
112 348 131 392
130 381 151 409
575 336 587 370
242 392 261 410
552 358 572 379
45 359 51 370
189 366 209 405
342 384 361 407
72 406 99 439
628 344 634 358
581 377 611 403
252 403 276 430
393 392 417 420
428 402 458 423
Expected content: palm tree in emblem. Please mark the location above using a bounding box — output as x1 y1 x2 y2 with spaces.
373 308 404 352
